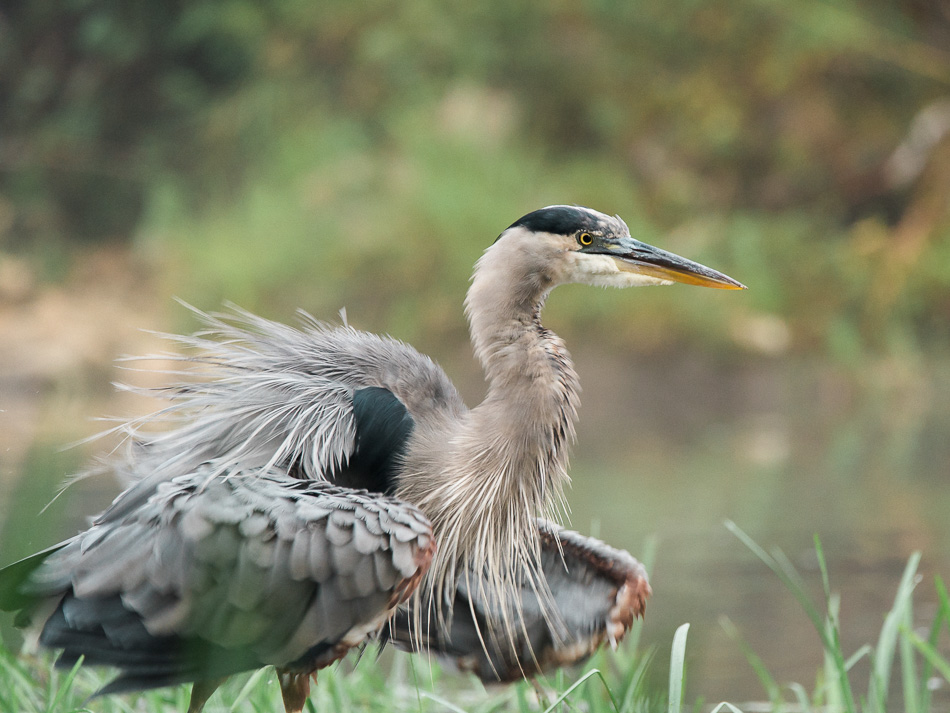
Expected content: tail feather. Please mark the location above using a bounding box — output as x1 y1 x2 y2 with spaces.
42 592 262 693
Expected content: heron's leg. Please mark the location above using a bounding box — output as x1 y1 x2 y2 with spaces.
187 678 226 713
278 670 312 713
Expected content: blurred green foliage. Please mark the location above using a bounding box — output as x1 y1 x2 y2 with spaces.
0 0 261 242
2 0 949 356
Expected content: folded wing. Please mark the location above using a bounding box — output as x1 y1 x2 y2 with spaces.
2 468 435 694
385 520 650 682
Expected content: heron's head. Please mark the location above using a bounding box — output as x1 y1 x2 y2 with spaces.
496 205 745 291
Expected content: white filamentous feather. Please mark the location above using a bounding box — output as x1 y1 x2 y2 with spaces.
96 303 465 490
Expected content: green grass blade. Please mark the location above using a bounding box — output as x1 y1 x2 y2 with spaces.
815 542 858 713
46 655 84 712
821 616 843 713
725 522 827 644
814 535 832 602
919 575 950 711
709 703 744 713
900 600 919 713
813 548 852 703
824 594 858 713
844 644 870 672
407 648 426 713
868 551 920 712
229 666 273 711
668 623 689 713
619 649 654 713
515 679 531 713
0 648 42 711
903 628 950 684
787 682 813 713
937 575 950 630
726 522 857 713
592 665 622 713
719 616 783 710
421 691 470 713
540 668 609 713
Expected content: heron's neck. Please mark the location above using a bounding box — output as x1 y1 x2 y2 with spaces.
463 242 580 490
395 241 580 634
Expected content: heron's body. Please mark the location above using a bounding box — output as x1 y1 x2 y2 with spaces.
0 206 743 712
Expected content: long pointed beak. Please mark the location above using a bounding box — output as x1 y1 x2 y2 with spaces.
610 238 746 290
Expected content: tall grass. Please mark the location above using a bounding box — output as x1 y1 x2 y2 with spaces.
721 520 950 713
0 631 660 713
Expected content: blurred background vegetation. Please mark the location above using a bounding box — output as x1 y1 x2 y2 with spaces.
1 0 950 705
3 0 950 351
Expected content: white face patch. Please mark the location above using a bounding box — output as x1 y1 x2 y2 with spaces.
568 253 673 288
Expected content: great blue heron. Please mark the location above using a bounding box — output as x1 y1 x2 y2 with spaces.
0 205 744 712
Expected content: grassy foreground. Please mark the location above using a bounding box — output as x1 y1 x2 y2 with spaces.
0 635 656 713
2 525 948 713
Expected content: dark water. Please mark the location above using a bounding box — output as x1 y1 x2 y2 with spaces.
2 349 949 706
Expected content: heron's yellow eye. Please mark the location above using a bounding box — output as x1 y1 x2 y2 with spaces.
578 232 593 246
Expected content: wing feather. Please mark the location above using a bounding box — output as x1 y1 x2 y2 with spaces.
9 466 435 690
352 517 384 555
228 545 266 611
307 525 332 582
373 550 399 591
288 529 312 581
385 520 649 682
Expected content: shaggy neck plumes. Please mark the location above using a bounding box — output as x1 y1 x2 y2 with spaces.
397 231 581 647
463 235 580 502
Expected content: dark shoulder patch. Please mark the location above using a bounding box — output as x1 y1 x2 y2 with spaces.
336 387 414 495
